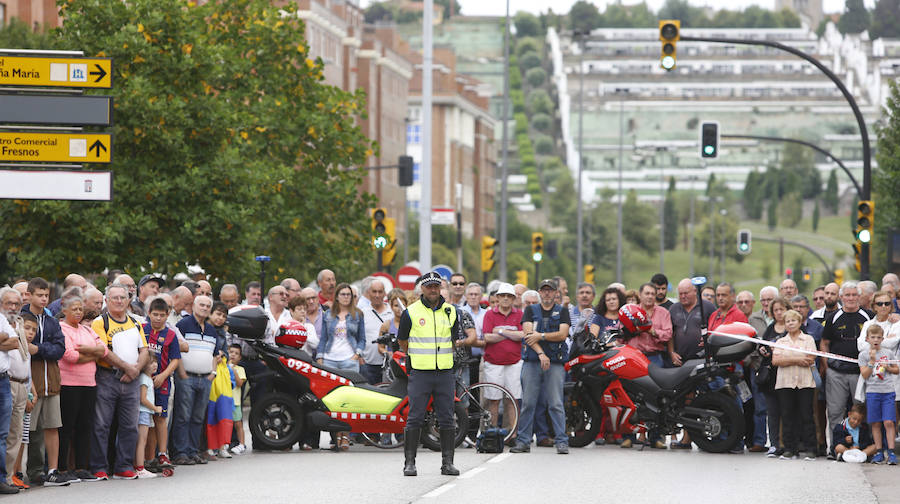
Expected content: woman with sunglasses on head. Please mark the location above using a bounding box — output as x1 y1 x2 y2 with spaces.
858 290 900 358
316 282 366 451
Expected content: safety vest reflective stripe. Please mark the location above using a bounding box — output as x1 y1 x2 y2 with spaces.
408 347 453 355
406 300 456 370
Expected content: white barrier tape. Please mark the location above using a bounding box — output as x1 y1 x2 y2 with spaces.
707 330 897 365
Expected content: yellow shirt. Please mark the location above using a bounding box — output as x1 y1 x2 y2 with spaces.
91 314 147 369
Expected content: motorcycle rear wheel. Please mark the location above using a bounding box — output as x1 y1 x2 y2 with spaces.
683 392 744 453
421 402 469 451
248 392 304 451
564 388 602 448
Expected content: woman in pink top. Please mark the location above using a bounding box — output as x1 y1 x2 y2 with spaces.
58 295 107 481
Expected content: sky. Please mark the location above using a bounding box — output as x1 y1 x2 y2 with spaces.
361 0 876 17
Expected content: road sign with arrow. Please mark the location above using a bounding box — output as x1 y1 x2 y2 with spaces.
0 55 112 88
0 132 112 163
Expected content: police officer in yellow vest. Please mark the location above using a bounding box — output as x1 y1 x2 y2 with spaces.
398 271 461 476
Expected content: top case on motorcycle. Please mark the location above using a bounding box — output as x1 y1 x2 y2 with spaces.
647 359 703 390
706 334 756 363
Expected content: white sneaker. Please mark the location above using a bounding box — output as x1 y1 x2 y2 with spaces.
218 448 233 459
230 443 246 455
135 468 157 479
766 447 778 458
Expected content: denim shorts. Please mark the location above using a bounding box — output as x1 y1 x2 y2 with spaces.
866 391 896 424
139 410 153 427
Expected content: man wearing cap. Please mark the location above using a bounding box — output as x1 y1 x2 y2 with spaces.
482 283 526 437
397 272 462 477
511 279 570 454
132 275 165 318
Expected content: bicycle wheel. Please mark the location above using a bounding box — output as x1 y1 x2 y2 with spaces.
359 383 405 449
463 382 519 444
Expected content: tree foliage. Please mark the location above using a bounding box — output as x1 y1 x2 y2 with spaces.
0 0 376 285
870 0 900 39
663 178 678 250
873 79 900 278
838 0 871 34
824 169 840 214
514 11 542 37
525 67 546 87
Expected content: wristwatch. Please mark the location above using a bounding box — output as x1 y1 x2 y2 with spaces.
499 328 504 336
540 333 545 341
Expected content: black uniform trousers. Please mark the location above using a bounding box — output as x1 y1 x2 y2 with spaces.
407 369 455 430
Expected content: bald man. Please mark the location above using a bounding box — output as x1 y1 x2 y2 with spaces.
280 278 301 303
316 269 336 310
219 284 240 310
49 273 89 316
170 286 193 325
197 280 212 299
779 279 798 300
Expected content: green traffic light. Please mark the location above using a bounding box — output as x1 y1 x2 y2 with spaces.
661 55 676 70
704 145 716 156
532 252 542 262
373 236 388 249
858 229 871 243
740 243 748 251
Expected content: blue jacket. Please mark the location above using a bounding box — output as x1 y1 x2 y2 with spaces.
20 304 64 362
317 310 366 358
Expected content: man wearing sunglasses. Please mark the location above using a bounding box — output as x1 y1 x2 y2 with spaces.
448 274 466 307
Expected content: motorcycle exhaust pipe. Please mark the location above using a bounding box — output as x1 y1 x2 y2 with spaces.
676 417 714 431
681 406 724 418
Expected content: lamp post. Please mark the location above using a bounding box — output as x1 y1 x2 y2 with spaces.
615 87 628 283
497 0 511 281
576 30 586 283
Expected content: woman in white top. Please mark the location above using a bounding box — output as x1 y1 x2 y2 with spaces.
859 290 900 395
772 309 818 460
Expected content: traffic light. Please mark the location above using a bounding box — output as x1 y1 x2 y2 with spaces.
531 232 544 263
856 200 874 244
398 155 413 187
802 268 812 282
584 265 595 284
372 208 388 249
834 269 844 286
515 270 528 286
481 236 497 273
700 121 719 159
785 268 793 279
382 217 397 266
658 20 680 71
736 229 751 255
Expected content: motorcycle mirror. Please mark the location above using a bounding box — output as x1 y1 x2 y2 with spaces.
691 276 707 287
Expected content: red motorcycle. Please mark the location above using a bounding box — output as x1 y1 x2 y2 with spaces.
227 307 467 451
564 304 758 453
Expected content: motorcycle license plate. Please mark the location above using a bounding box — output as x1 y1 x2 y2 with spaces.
736 381 751 403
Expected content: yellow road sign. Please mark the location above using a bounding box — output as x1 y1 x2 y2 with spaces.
0 55 112 89
0 132 112 163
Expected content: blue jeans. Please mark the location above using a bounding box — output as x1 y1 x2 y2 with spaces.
323 358 359 372
0 376 10 480
90 369 140 473
517 361 567 446
750 370 768 446
173 375 212 458
534 386 549 441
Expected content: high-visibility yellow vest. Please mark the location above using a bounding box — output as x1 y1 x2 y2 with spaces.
406 300 456 370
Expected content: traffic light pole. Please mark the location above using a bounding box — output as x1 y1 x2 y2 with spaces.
753 235 834 278
721 134 862 199
679 34 872 279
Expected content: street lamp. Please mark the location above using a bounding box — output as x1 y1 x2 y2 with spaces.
615 87 629 283
576 29 588 283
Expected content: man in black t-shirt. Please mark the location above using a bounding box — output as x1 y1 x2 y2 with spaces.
820 281 872 448
652 273 674 310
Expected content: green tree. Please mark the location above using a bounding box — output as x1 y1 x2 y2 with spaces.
531 113 552 132
873 79 900 278
778 192 803 228
525 67 546 87
519 51 542 71
569 1 601 33
534 135 554 155
622 190 658 254
0 17 56 48
514 11 542 37
658 0 708 27
0 0 376 283
812 199 821 232
780 142 820 199
364 2 393 23
767 197 778 230
515 38 540 58
870 0 900 39
663 178 679 250
527 89 553 115
824 169 840 213
743 171 764 219
838 0 871 34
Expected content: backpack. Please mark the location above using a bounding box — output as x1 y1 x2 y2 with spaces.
100 312 141 351
476 427 508 453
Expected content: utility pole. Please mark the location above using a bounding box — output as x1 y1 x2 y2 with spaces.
497 0 511 282
576 30 585 283
616 88 626 283
419 0 434 272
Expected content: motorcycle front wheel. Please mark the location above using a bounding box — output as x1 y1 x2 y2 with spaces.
683 391 744 453
564 388 602 448
421 402 469 451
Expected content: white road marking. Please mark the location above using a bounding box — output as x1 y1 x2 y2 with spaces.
459 467 486 479
489 452 512 464
423 483 456 498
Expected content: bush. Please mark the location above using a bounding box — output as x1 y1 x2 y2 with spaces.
510 65 522 90
515 37 540 58
514 12 542 37
525 67 546 87
531 113 552 132
535 135 554 154
527 89 552 115
514 112 528 135
519 51 541 71
511 89 525 113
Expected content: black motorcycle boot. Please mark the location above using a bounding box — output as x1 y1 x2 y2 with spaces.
439 428 460 476
403 428 420 476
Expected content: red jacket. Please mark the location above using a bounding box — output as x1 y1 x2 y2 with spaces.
709 304 748 331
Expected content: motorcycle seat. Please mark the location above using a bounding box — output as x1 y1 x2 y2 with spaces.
356 380 407 398
314 362 368 385
647 359 702 390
